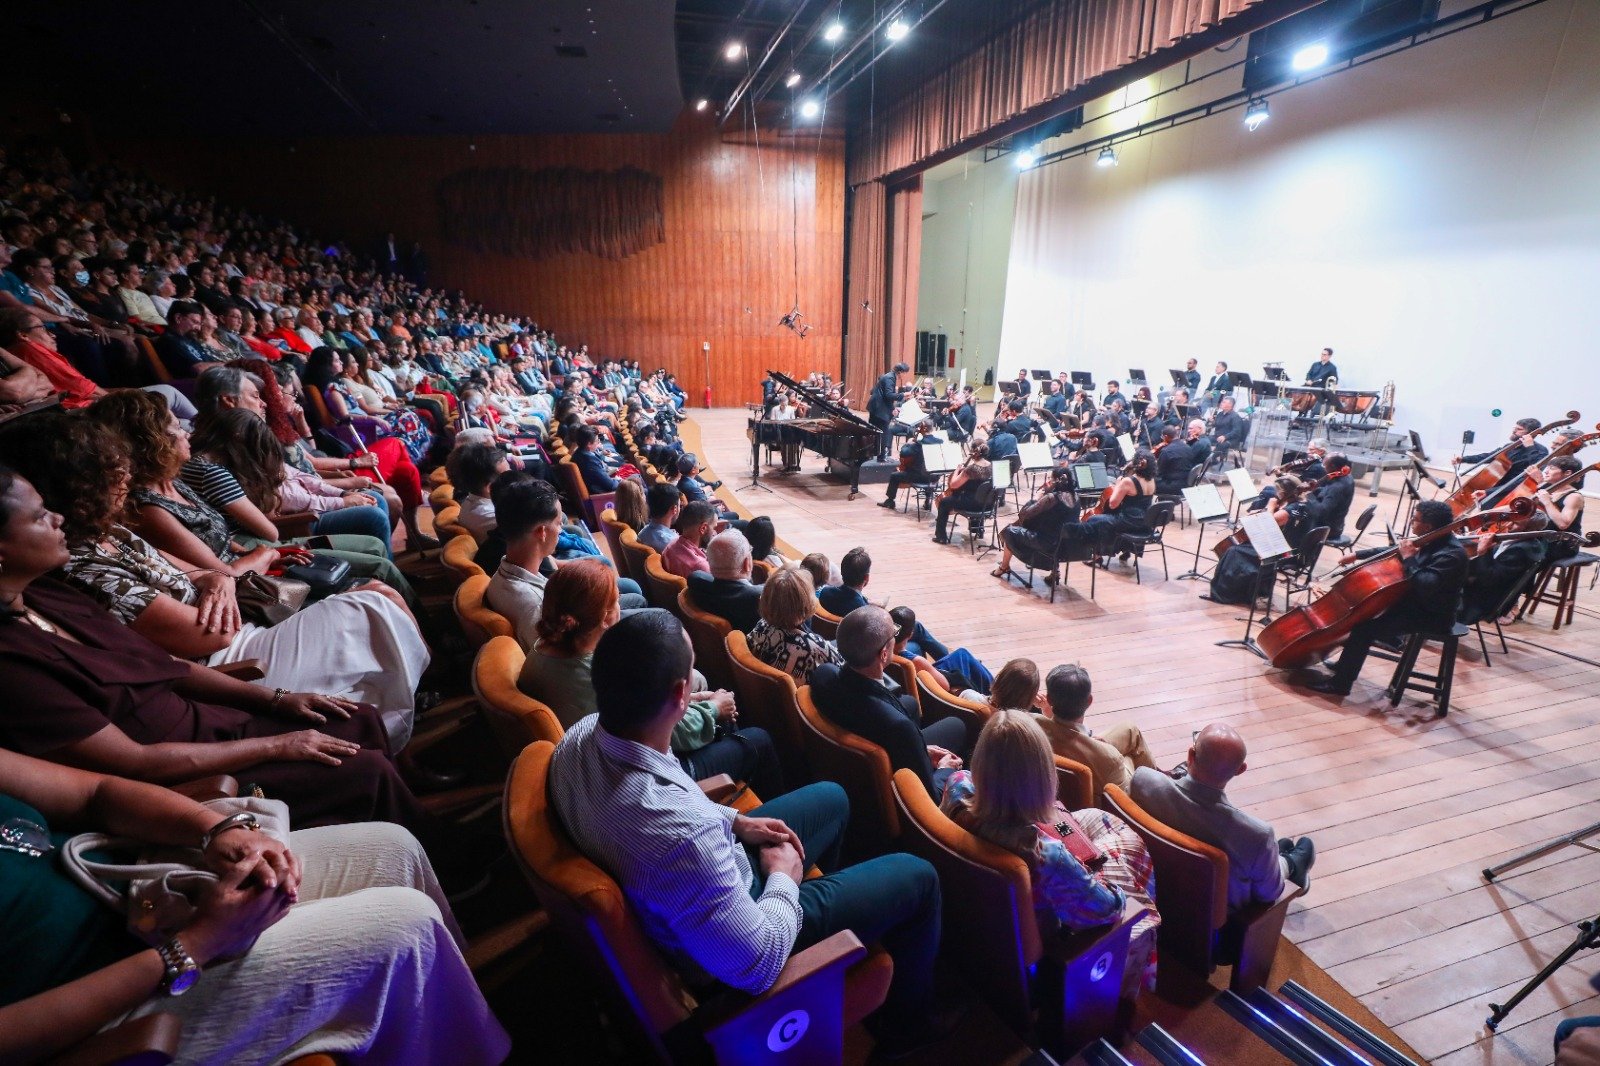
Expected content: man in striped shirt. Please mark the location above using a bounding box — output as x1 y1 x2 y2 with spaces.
548 609 949 1054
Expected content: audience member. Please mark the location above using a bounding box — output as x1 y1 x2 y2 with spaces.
687 528 763 633
445 442 509 543
747 565 842 685
637 481 681 553
661 499 715 579
1033 664 1157 801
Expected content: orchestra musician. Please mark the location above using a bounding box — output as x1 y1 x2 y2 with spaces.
1182 358 1202 395
769 388 802 471
879 420 945 510
933 441 994 545
1083 414 1121 468
1132 402 1167 449
1041 379 1068 424
1060 449 1157 560
1205 396 1249 472
1161 388 1192 424
941 388 978 442
1304 347 1339 387
1068 388 1097 424
1535 455 1586 562
1305 454 1356 540
1249 439 1327 511
1183 418 1213 472
1208 475 1312 605
1000 399 1043 443
1101 379 1126 413
991 467 1080 583
1458 508 1550 626
1300 500 1468 698
1201 361 1232 411
985 416 1020 465
1013 369 1032 398
1153 425 1195 498
1452 417 1548 505
868 361 911 461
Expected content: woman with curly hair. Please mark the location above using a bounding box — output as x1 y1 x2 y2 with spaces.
0 411 430 750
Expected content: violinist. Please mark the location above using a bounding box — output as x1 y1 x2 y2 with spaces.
1184 418 1213 472
1458 509 1549 626
1061 449 1156 560
1452 417 1547 505
1535 455 1586 562
1208 476 1311 606
1083 414 1121 467
1154 425 1194 497
933 441 993 545
879 419 944 510
1250 440 1328 512
991 467 1080 582
1301 500 1468 697
1000 399 1042 443
986 418 1020 464
1305 453 1356 540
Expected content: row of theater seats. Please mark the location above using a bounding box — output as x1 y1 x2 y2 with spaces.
412 430 1303 1063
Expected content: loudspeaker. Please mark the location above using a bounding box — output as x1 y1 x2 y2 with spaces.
914 331 946 377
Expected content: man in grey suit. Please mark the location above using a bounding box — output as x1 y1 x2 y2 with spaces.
1129 723 1314 913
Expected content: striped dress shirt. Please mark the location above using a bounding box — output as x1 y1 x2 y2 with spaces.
547 714 802 993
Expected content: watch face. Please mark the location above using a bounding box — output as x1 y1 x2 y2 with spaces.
169 967 199 995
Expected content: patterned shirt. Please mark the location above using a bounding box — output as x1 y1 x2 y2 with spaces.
547 714 802 993
62 527 198 625
747 620 842 686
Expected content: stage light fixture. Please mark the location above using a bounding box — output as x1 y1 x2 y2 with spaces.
1096 146 1118 168
725 41 745 61
886 18 910 42
1244 98 1270 131
786 71 802 88
1015 149 1037 170
823 21 845 43
695 98 709 112
799 98 821 119
1291 41 1329 72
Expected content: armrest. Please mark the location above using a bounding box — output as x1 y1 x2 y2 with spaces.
1048 897 1148 962
1228 879 1304 992
697 775 737 804
213 659 265 682
272 511 318 539
44 1011 182 1066
169 776 240 802
698 931 870 1063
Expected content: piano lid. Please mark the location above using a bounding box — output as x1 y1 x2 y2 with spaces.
767 370 876 432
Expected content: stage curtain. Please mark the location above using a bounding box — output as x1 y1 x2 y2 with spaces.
843 179 923 402
887 180 924 382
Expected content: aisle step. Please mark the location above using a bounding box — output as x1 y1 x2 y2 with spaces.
1241 988 1377 1065
1135 1023 1208 1065
1277 982 1421 1066
1217 989 1346 1065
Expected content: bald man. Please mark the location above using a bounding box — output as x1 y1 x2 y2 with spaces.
1129 724 1314 912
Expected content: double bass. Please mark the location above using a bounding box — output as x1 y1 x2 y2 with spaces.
1442 411 1580 515
1490 425 1600 509
1256 500 1533 669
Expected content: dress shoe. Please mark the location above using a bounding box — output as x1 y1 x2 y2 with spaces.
1300 671 1351 697
932 535 951 545
878 498 897 510
1284 837 1316 890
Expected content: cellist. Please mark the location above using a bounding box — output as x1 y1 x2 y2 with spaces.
1301 500 1468 698
932 441 993 545
1452 417 1548 505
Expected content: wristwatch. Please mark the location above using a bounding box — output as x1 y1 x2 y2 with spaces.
200 811 260 853
157 936 200 996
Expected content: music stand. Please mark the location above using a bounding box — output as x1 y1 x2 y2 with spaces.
1214 512 1294 657
1127 368 1148 387
1177 483 1228 582
742 419 776 494
1264 365 1290 382
1227 370 1254 391
1168 369 1187 387
1070 371 1095 392
1031 369 1052 381
999 381 1019 399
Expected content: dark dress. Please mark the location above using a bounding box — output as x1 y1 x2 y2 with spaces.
0 578 425 832
1209 503 1310 605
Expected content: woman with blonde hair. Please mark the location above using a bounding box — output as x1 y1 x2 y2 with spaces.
747 564 842 685
941 710 1159 998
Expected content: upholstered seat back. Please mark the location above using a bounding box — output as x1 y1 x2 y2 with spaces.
913 672 991 734
642 556 688 617
473 637 565 755
1052 756 1095 812
677 589 735 691
809 606 843 640
617 526 654 588
725 630 808 784
441 532 485 581
795 687 898 853
598 510 629 573
454 573 513 649
434 504 470 543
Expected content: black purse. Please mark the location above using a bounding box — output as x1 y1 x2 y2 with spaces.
281 555 354 597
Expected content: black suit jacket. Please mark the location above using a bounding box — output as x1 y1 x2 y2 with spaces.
868 373 901 423
1212 410 1248 448
809 664 940 797
1354 537 1469 633
1307 474 1356 538
1461 539 1545 623
574 448 618 493
686 572 763 633
1156 441 1195 494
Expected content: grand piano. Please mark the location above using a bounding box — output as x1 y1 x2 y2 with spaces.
750 371 881 496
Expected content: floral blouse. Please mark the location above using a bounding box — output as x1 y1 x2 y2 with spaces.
747 620 843 686
61 527 200 625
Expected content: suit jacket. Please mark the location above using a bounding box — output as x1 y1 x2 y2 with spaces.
817 583 868 618
809 664 940 797
1203 374 1232 399
1307 474 1355 538
1461 539 1545 623
1212 410 1248 448
1032 713 1135 799
868 373 901 423
1354 536 1468 633
686 572 763 634
574 448 618 493
1129 768 1285 913
1155 441 1195 493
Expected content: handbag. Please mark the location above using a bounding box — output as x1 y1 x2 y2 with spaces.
58 797 290 946
235 571 311 626
281 554 353 596
1036 808 1108 870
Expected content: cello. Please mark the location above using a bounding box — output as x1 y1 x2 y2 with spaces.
1491 425 1600 509
1442 411 1580 515
1257 499 1533 669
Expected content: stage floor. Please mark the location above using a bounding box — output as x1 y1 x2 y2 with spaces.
688 407 1600 1066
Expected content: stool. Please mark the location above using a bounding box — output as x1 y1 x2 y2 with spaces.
1517 553 1597 631
1383 624 1468 716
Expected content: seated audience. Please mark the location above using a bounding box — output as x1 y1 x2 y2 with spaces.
1129 723 1315 911
740 514 785 568
637 481 682 553
661 499 716 579
799 550 839 591
155 300 223 378
1033 664 1157 801
941 711 1159 997
747 565 843 686
817 545 877 616
445 441 509 543
572 425 619 494
809 606 973 799
888 605 993 696
0 414 428 748
0 307 197 418
0 750 509 1065
687 529 763 633
610 476 649 533
521 577 781 798
547 610 951 1055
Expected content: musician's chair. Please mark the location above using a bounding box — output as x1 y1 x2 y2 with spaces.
1325 503 1377 553
951 480 1000 555
1275 525 1330 609
1377 622 1469 716
1112 501 1177 584
1517 552 1597 632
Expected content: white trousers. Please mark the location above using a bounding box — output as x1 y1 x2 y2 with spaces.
123 822 508 1065
208 589 429 750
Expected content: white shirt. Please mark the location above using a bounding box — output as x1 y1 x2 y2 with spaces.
548 714 802 993
485 557 546 651
456 493 497 544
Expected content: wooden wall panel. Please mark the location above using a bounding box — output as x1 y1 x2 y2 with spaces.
101 115 843 409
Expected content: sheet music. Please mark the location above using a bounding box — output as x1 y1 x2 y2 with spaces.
1116 433 1136 460
1017 442 1053 469
993 461 1013 489
897 398 927 426
922 444 955 473
1182 484 1229 522
1225 467 1259 501
937 442 966 470
1240 510 1293 560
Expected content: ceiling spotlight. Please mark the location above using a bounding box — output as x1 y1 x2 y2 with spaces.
786 72 802 88
1244 98 1270 131
823 21 845 43
886 18 910 42
1096 146 1118 168
724 41 745 61
695 98 709 112
1291 41 1329 72
799 98 821 119
1015 149 1037 170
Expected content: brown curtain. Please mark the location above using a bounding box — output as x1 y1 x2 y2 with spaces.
843 180 887 405
848 0 1314 185
887 180 923 378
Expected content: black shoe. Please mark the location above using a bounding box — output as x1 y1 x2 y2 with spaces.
1301 671 1352 697
1374 636 1404 653
1284 837 1316 890
1278 837 1294 854
932 534 950 545
878 499 897 510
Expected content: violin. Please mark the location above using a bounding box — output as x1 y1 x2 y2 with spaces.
1256 500 1533 669
1443 411 1580 516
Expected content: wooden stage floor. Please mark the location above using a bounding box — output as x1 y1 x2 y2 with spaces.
688 407 1600 1065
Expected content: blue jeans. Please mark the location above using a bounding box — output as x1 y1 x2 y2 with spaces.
312 504 394 559
934 647 992 695
903 622 948 661
744 782 941 1025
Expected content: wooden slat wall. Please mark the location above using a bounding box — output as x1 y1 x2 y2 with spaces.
100 116 844 408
